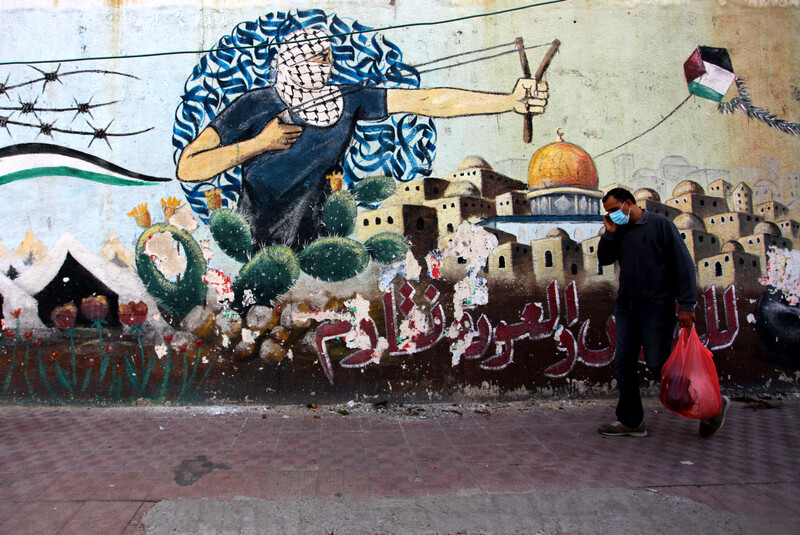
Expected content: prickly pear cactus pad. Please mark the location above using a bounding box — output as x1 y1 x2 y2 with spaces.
298 237 370 282
351 176 397 205
364 232 408 264
322 191 357 237
233 245 300 306
135 224 208 316
209 208 253 263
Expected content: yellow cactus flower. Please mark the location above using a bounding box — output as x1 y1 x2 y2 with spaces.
327 172 344 192
127 203 151 229
161 196 182 219
204 188 223 211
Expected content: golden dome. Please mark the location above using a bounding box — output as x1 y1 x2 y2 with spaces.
527 131 598 190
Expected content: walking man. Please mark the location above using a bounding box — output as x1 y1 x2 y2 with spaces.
596 187 729 437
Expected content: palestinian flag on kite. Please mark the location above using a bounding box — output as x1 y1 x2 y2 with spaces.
684 46 735 102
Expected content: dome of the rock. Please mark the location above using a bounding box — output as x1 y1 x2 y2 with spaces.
528 132 598 190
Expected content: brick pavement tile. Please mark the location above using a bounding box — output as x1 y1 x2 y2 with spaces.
146 470 222 500
410 445 464 467
317 470 372 499
443 428 493 446
278 416 324 433
475 412 527 428
318 446 368 470
360 420 403 433
231 429 278 451
240 417 284 432
275 431 321 452
418 466 478 495
398 419 442 431
437 414 480 429
486 425 537 445
526 423 593 442
122 502 154 535
368 468 425 498
0 501 81 535
223 450 274 472
35 472 108 501
517 465 584 490
402 429 451 448
205 470 268 499
320 431 364 449
362 430 405 447
454 442 547 467
320 417 362 433
264 470 319 499
0 472 56 500
365 446 417 470
87 472 161 501
265 447 320 471
58 500 142 535
468 465 531 492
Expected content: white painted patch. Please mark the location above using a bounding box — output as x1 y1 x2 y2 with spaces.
155 344 168 360
760 247 800 305
241 328 255 345
168 204 198 232
144 231 186 279
746 313 756 324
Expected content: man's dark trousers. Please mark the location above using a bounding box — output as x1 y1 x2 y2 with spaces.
614 297 678 428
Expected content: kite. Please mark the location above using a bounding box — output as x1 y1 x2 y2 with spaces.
683 46 736 102
682 45 800 136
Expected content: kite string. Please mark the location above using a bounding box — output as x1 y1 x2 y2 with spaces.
593 94 692 158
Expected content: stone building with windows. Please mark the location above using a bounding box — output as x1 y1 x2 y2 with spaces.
731 182 753 213
665 180 729 219
698 241 760 289
633 188 681 220
739 222 793 276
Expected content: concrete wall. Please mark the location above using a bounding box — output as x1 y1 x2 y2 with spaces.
0 0 798 404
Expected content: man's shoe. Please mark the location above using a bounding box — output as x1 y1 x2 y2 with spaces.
699 395 730 437
598 420 648 437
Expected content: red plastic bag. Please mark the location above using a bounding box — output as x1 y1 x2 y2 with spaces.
660 326 722 419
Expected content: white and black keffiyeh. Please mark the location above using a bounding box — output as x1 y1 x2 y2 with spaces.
273 28 343 127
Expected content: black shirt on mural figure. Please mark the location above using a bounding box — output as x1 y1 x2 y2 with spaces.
209 86 389 251
597 209 697 311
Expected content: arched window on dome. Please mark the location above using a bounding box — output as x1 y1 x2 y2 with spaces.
498 256 506 269
571 263 578 275
714 262 723 277
545 251 553 268
446 223 454 233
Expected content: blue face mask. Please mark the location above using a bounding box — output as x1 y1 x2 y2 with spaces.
609 203 631 225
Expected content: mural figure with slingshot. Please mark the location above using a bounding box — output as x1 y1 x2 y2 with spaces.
173 10 557 301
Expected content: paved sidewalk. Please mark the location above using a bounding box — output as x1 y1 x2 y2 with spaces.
0 396 798 534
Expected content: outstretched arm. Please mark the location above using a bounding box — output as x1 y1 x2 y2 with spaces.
386 78 547 118
177 118 302 183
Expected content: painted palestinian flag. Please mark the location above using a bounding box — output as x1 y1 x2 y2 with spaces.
684 46 735 102
0 143 170 187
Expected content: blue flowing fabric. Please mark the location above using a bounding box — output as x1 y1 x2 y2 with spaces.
172 9 437 222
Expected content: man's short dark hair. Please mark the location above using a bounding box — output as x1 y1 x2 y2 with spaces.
602 187 635 205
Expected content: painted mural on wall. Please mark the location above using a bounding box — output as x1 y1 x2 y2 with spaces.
0 1 798 404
